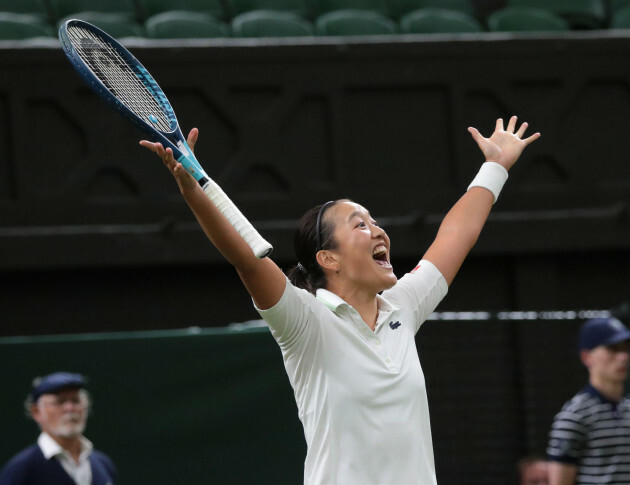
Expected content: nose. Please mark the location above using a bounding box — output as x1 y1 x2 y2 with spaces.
370 222 386 239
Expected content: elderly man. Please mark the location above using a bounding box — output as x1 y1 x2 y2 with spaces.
0 372 116 485
547 317 630 485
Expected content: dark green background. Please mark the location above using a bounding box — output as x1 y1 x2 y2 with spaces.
0 327 306 484
0 316 598 484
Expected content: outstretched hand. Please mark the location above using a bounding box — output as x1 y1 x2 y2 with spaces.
468 116 540 171
139 128 200 193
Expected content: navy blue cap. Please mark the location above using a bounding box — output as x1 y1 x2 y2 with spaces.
31 372 87 401
579 317 630 351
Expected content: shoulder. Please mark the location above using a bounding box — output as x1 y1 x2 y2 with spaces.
553 390 599 423
2 444 43 467
90 449 117 480
90 449 116 469
257 278 318 314
91 448 112 460
0 445 43 481
386 260 446 296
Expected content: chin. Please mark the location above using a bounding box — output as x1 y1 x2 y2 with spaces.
55 421 86 439
382 274 397 290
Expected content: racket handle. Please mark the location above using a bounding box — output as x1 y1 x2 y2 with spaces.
201 178 273 259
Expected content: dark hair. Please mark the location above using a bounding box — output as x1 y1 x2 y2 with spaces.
287 200 344 294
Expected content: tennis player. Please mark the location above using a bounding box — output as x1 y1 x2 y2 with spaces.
141 115 539 484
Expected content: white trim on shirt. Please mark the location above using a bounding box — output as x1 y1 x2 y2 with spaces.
38 432 93 485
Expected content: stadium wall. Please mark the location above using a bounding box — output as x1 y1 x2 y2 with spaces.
1 34 630 334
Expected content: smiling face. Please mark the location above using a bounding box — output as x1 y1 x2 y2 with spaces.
320 201 397 294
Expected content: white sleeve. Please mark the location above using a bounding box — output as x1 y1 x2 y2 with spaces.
382 259 448 334
254 277 321 351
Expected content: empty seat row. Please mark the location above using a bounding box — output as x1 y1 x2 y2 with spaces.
2 0 627 31
4 3 630 41
0 0 477 23
0 9 479 40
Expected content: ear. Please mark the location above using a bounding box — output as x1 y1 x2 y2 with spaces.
30 403 42 424
316 249 339 273
580 349 591 368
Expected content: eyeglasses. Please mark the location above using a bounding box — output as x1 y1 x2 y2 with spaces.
38 396 87 408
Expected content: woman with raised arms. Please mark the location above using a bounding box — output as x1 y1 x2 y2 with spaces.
140 116 539 485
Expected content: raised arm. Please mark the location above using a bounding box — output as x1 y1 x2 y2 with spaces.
422 116 540 285
140 128 286 310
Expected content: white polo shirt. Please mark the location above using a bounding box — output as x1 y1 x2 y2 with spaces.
256 260 448 485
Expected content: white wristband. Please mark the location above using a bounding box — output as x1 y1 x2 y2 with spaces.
467 161 508 204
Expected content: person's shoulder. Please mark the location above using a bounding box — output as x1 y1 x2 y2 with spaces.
90 449 117 474
2 444 43 466
0 444 43 481
91 449 114 464
556 388 601 417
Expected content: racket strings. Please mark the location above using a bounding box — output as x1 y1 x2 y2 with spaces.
67 25 172 133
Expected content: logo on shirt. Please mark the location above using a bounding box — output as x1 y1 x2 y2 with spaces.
389 321 401 330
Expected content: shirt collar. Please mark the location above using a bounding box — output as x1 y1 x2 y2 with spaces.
583 384 622 405
38 432 93 461
315 288 400 314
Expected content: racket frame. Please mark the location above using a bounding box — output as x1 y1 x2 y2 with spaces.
59 20 273 258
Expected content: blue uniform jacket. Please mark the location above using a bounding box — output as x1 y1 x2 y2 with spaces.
0 444 116 485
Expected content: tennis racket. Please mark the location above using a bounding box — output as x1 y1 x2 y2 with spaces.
58 19 273 258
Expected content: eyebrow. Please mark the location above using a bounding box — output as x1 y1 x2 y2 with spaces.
347 210 369 222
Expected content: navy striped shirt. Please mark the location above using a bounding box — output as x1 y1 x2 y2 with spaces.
547 385 630 485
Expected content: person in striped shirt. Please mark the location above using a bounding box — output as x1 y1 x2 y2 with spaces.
547 316 630 485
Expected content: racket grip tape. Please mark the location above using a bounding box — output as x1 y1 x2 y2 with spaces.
201 179 273 258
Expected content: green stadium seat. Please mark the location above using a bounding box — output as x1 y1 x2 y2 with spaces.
507 0 606 29
315 9 397 36
224 0 309 19
145 11 230 38
0 12 54 39
136 0 225 20
49 0 138 22
0 0 50 21
611 5 630 28
58 12 145 38
400 8 483 33
231 10 314 37
389 0 475 19
311 0 390 18
487 7 570 32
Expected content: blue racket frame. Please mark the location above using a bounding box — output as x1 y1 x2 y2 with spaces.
58 19 209 185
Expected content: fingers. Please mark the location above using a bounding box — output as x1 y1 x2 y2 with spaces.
139 139 178 170
139 140 159 153
495 118 504 132
187 127 199 151
467 126 482 139
506 115 517 133
467 126 486 145
523 132 541 145
515 121 528 138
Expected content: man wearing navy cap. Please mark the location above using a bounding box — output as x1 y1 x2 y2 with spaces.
547 317 630 485
0 372 116 485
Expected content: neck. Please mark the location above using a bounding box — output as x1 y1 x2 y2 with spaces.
50 434 83 462
590 378 625 402
328 283 379 330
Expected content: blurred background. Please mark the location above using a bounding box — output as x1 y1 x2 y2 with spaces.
1 0 630 483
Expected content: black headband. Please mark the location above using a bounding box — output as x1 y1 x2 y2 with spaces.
315 201 334 253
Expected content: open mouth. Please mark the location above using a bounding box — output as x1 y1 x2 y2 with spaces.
372 246 391 267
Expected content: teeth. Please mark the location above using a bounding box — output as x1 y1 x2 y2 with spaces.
372 246 387 256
